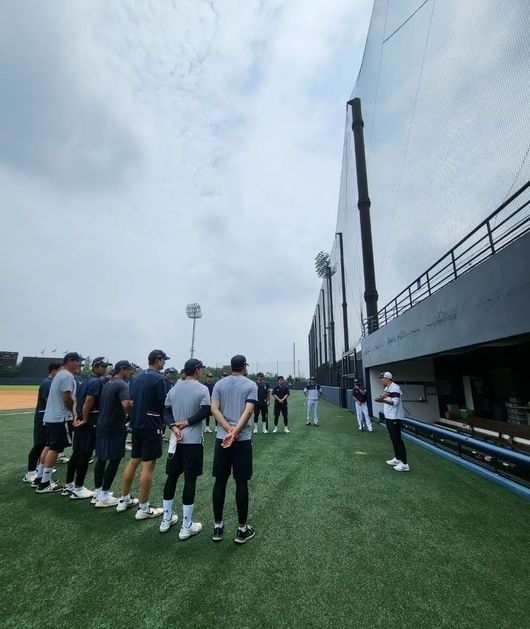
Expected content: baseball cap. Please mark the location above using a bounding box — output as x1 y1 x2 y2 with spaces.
231 354 248 370
380 371 393 379
164 367 177 374
148 349 170 363
184 358 205 375
257 372 264 377
206 373 213 377
92 356 112 368
221 371 228 377
114 360 134 372
63 352 84 364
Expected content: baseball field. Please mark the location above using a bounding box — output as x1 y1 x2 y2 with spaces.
1 392 528 629
0 385 38 411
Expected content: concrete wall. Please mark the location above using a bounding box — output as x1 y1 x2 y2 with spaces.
361 231 530 367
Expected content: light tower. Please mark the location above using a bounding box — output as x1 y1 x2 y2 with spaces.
315 251 337 365
185 303 202 358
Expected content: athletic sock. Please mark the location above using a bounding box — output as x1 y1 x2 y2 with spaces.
183 504 193 528
215 521 223 528
238 525 247 532
36 463 44 477
163 499 173 521
42 468 53 483
120 493 131 502
99 490 109 500
139 501 150 512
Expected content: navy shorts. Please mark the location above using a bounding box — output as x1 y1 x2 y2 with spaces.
274 403 288 419
166 443 203 478
33 418 47 447
96 430 126 460
212 438 252 481
131 429 163 461
44 422 70 452
72 424 96 453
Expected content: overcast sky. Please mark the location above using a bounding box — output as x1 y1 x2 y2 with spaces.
0 0 373 374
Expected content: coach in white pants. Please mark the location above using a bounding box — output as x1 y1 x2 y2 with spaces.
304 377 321 426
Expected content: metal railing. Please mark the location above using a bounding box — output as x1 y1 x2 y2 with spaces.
362 181 530 335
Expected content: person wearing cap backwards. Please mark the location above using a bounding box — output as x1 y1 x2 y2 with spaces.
91 360 135 507
116 349 170 519
253 372 270 434
272 376 290 433
352 380 372 432
35 352 84 493
203 373 215 433
210 354 258 544
376 371 410 472
160 358 210 538
63 356 112 499
303 376 322 426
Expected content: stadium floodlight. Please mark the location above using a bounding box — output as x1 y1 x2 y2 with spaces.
314 251 337 365
186 303 203 358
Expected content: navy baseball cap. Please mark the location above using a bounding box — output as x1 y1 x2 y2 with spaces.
63 352 84 364
92 356 112 368
114 360 135 372
148 349 170 363
164 367 177 374
231 355 248 370
184 358 204 375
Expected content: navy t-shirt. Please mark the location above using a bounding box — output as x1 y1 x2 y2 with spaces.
272 385 290 404
97 378 131 436
130 369 167 430
34 376 53 421
257 382 270 404
76 375 105 422
352 386 367 404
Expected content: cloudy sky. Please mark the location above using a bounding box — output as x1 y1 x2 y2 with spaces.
1 0 373 373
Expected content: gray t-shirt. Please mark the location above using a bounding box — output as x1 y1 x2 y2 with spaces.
212 375 258 441
165 379 210 446
43 368 77 423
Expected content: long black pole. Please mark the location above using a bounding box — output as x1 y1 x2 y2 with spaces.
316 303 322 366
348 97 379 333
336 232 349 352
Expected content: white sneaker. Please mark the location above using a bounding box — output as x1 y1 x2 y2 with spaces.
61 482 75 496
22 471 37 483
393 463 410 472
57 453 70 463
204 426 212 433
70 486 94 500
159 514 179 532
386 458 401 466
273 427 278 433
253 427 258 434
95 495 119 508
135 507 163 520
179 522 202 540
116 497 139 512
284 427 290 433
262 428 268 434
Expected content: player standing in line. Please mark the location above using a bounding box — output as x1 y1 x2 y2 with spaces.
116 349 170 519
352 380 372 431
211 354 258 544
92 360 135 507
203 372 215 433
303 376 321 426
272 376 290 433
35 352 84 493
163 368 177 394
253 372 270 434
160 358 210 538
376 371 410 472
63 357 112 500
23 362 62 484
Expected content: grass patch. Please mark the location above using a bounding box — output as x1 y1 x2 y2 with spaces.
1 392 528 628
0 385 38 390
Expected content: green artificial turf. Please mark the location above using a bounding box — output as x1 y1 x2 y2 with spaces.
1 393 528 628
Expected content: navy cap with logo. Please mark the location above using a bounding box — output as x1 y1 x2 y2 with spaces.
184 358 204 375
230 354 248 370
114 360 135 372
63 352 84 364
148 349 170 363
92 356 113 368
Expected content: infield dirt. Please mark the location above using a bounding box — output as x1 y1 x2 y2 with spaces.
0 390 37 411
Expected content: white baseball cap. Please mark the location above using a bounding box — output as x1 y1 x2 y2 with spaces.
380 371 393 379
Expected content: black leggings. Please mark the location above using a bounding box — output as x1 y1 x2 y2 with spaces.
163 473 197 505
94 458 121 491
66 450 92 486
27 444 45 472
212 477 249 524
